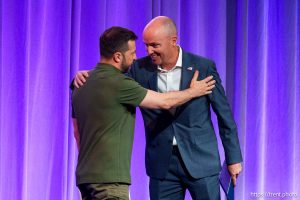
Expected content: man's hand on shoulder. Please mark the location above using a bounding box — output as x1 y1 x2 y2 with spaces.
228 162 242 187
74 70 89 88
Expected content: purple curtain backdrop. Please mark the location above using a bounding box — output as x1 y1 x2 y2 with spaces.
0 0 299 199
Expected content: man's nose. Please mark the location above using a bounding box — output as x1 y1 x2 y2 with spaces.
146 46 153 55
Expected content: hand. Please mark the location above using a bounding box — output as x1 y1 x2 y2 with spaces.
74 70 89 88
228 163 242 187
189 70 215 97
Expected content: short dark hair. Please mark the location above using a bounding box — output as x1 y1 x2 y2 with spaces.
99 26 138 58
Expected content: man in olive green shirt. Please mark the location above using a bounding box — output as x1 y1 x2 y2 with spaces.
72 26 215 200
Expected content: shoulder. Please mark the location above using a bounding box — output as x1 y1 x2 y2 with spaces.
184 51 215 66
182 51 216 76
118 74 142 87
127 56 156 82
132 56 156 72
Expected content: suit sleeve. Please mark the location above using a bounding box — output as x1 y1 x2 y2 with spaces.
207 62 243 165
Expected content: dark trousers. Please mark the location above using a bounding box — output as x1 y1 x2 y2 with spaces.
150 146 220 200
78 183 129 200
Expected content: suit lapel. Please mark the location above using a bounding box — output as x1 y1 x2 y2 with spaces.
176 51 195 115
180 52 195 90
148 63 158 91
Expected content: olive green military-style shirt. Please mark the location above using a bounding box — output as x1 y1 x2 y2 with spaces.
72 63 147 185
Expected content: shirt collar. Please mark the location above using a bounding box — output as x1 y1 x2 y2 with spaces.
175 46 183 67
157 46 182 72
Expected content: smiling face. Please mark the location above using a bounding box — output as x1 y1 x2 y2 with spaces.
142 17 178 68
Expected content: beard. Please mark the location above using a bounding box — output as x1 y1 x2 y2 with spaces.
120 55 130 73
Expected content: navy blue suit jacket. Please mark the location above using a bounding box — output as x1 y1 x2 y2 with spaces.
128 50 243 179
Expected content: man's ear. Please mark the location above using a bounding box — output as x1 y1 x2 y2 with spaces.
171 36 178 46
113 52 122 63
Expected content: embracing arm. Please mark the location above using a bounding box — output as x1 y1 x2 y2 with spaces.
140 71 215 109
72 70 89 89
72 118 80 150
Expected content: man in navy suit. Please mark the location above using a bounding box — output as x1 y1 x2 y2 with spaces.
74 16 242 200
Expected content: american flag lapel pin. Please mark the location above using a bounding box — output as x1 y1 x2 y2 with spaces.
187 66 193 71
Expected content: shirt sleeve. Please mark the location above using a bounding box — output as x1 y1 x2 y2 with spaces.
117 76 147 107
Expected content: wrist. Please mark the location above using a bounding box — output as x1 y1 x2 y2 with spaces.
186 88 195 98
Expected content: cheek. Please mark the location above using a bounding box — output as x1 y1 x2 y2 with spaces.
153 49 162 56
157 50 165 57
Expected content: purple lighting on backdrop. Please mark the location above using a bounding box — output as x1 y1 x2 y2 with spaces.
0 0 299 200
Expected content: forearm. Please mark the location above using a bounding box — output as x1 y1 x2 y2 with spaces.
140 71 214 109
72 118 80 150
159 88 196 109
139 89 195 110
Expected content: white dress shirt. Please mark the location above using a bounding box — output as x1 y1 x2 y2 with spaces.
157 46 182 145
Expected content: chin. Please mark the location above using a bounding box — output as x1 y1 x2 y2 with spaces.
151 59 161 66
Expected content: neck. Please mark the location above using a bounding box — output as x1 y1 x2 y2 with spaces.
100 58 121 71
161 46 179 71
